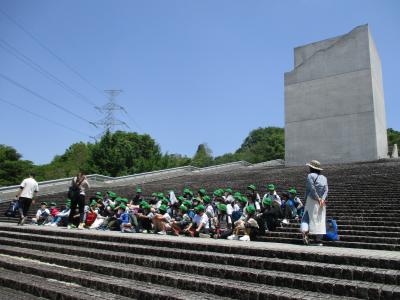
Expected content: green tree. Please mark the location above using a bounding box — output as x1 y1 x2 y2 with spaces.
0 145 34 186
387 128 400 146
192 143 213 167
236 127 284 163
158 153 192 169
89 131 162 176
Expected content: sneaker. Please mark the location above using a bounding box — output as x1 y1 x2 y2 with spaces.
282 219 289 225
239 235 250 241
77 223 85 230
50 223 57 227
199 233 210 238
227 234 238 240
157 231 166 235
67 224 77 229
302 233 309 245
142 230 148 234
19 217 27 226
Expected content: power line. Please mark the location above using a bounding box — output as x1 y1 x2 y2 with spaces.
0 96 93 138
0 73 97 127
0 38 97 107
0 7 106 98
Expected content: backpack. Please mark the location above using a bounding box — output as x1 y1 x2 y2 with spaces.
325 219 339 241
5 201 19 218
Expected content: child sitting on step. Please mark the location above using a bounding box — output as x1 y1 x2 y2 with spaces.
228 205 259 241
31 202 50 225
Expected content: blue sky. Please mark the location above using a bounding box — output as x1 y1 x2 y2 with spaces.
1 0 399 165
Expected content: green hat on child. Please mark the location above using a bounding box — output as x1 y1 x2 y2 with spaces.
247 184 257 191
120 198 129 204
136 187 142 193
177 196 185 202
203 196 211 203
288 188 297 195
107 191 117 198
161 198 169 205
157 193 165 199
90 200 97 207
50 202 57 207
195 204 205 212
182 200 192 208
159 204 168 213
217 203 227 212
246 205 256 214
119 204 127 210
225 188 233 194
238 196 248 203
40 202 47 206
179 205 188 212
263 197 272 206
198 188 207 196
267 184 275 191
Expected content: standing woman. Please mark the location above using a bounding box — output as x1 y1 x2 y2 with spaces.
68 171 90 229
301 160 328 246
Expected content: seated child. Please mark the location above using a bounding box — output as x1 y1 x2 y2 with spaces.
152 204 171 235
136 202 154 233
84 200 98 228
228 205 259 241
214 203 233 239
184 205 209 237
171 205 191 236
31 202 50 225
47 200 71 226
118 204 134 233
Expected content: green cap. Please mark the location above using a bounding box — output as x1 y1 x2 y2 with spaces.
217 203 227 212
179 205 188 212
177 196 185 202
96 194 103 200
246 205 256 214
90 200 97 206
50 202 57 207
157 193 165 199
136 187 142 193
161 198 169 205
263 197 272 206
203 195 211 203
120 198 129 204
114 197 122 203
198 188 207 196
159 204 168 213
225 188 233 194
142 203 151 210
288 188 297 195
40 202 47 206
182 200 192 208
213 189 223 197
95 191 103 196
109 204 116 209
119 204 127 210
238 196 248 203
152 192 158 197
195 204 205 212
267 184 275 191
247 184 256 191
183 188 193 196
107 191 117 198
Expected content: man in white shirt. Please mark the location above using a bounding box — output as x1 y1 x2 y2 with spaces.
16 173 39 225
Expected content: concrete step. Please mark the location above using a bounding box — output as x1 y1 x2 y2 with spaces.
0 224 399 270
258 236 400 251
0 286 47 300
2 233 400 287
0 264 135 300
0 254 231 300
0 246 360 300
265 231 400 245
275 227 400 237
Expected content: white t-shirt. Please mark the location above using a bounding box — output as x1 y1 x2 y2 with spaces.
36 208 49 218
226 203 233 215
163 213 172 223
20 178 39 199
193 213 209 229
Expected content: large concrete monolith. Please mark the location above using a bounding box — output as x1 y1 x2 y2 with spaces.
284 25 388 166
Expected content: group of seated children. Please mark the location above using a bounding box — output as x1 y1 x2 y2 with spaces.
32 184 304 241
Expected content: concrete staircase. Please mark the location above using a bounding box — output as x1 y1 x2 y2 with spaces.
1 159 400 251
0 223 399 299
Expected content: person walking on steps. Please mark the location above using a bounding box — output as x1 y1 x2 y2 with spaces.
16 173 39 225
68 171 90 229
301 160 328 246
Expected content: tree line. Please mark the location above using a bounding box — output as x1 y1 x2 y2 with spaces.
1 127 399 187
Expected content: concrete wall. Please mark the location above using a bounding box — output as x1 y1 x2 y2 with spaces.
284 25 388 166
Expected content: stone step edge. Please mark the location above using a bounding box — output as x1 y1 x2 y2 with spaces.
0 225 398 269
0 265 134 300
0 254 231 300
1 234 398 286
0 245 369 300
